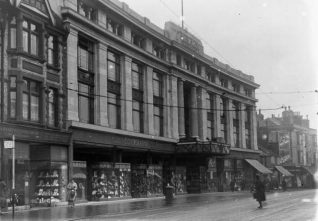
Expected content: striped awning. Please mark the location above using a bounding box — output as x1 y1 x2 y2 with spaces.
275 166 293 177
245 159 272 174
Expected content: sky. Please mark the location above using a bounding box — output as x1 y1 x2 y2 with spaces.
120 0 318 130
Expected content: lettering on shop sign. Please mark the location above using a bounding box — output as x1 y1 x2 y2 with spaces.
176 142 230 155
0 124 69 144
74 130 174 152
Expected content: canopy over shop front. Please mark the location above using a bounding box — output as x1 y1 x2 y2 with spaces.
245 159 272 174
275 166 293 177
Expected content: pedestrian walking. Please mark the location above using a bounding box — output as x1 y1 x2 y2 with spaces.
282 178 287 191
253 175 266 208
67 179 78 207
0 179 8 215
230 179 235 192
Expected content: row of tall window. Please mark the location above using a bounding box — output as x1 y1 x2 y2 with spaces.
9 17 59 66
77 37 164 136
8 76 58 127
206 94 252 148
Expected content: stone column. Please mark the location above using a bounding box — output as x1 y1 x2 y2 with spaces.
170 76 179 139
215 94 221 138
144 66 154 135
227 99 234 147
251 106 258 150
121 55 133 131
191 85 198 138
239 103 246 149
96 42 108 126
198 87 207 141
66 28 79 122
177 79 185 138
163 74 171 138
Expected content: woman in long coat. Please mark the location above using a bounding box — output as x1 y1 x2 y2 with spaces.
254 175 266 208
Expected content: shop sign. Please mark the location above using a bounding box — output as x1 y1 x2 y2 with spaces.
207 158 216 172
0 124 70 144
176 141 230 155
4 140 14 149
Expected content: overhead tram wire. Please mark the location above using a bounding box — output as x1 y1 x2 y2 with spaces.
256 90 318 95
67 87 284 112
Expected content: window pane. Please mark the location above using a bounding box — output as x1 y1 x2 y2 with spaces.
31 33 38 55
132 71 140 89
154 115 160 136
10 92 16 118
23 93 29 120
133 110 140 132
31 95 39 121
108 61 116 81
78 83 89 94
23 30 28 52
78 47 88 70
10 28 16 48
10 77 16 88
48 89 56 126
108 103 117 128
22 21 28 28
79 96 89 123
153 80 159 97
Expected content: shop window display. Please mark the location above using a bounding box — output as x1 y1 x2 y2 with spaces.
90 162 131 201
73 161 87 201
30 162 68 207
170 167 187 194
131 164 163 198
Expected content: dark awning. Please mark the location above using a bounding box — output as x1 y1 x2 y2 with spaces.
245 159 272 174
275 166 293 177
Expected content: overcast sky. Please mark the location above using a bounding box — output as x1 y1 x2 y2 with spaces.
120 0 318 129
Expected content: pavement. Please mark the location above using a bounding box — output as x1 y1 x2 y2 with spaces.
0 189 301 221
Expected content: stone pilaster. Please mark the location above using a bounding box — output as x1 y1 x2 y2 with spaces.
240 103 246 149
191 85 198 138
66 28 79 122
144 66 154 135
228 99 234 147
251 106 258 150
163 74 171 138
121 55 133 131
170 76 179 139
96 42 108 126
215 94 221 138
198 87 207 141
177 79 185 138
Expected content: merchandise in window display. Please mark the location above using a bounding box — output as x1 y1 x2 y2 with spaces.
131 164 163 198
34 169 61 205
90 162 131 200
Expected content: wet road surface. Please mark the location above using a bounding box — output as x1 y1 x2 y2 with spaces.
1 189 317 221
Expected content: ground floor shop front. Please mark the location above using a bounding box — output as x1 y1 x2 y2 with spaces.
1 124 273 208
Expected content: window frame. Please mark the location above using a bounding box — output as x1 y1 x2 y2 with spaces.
107 50 121 129
22 78 41 122
9 76 17 119
132 61 144 133
22 19 40 56
153 71 164 136
47 34 59 67
48 87 58 127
